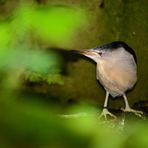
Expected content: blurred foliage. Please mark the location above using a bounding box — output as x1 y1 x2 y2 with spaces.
0 0 148 148
0 97 148 148
0 49 50 72
0 22 11 49
12 3 86 46
0 0 87 85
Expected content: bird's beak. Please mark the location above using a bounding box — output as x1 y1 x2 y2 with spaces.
72 49 98 57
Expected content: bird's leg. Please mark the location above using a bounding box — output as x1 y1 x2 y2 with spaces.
121 94 143 117
99 91 117 120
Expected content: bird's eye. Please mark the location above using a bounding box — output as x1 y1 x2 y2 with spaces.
98 52 102 56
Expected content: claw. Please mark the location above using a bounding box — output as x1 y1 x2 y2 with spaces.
99 108 117 120
121 107 143 117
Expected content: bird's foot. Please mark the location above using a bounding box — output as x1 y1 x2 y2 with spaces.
121 107 143 117
99 108 117 120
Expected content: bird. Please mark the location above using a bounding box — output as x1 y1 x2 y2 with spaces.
73 41 143 119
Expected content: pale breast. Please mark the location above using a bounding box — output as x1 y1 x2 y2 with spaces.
96 58 137 97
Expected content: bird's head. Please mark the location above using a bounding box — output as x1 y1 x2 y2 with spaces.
73 41 137 63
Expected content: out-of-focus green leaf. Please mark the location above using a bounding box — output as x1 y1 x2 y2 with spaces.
12 4 87 46
0 48 61 74
125 123 148 148
31 6 86 44
0 22 11 49
0 99 93 148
